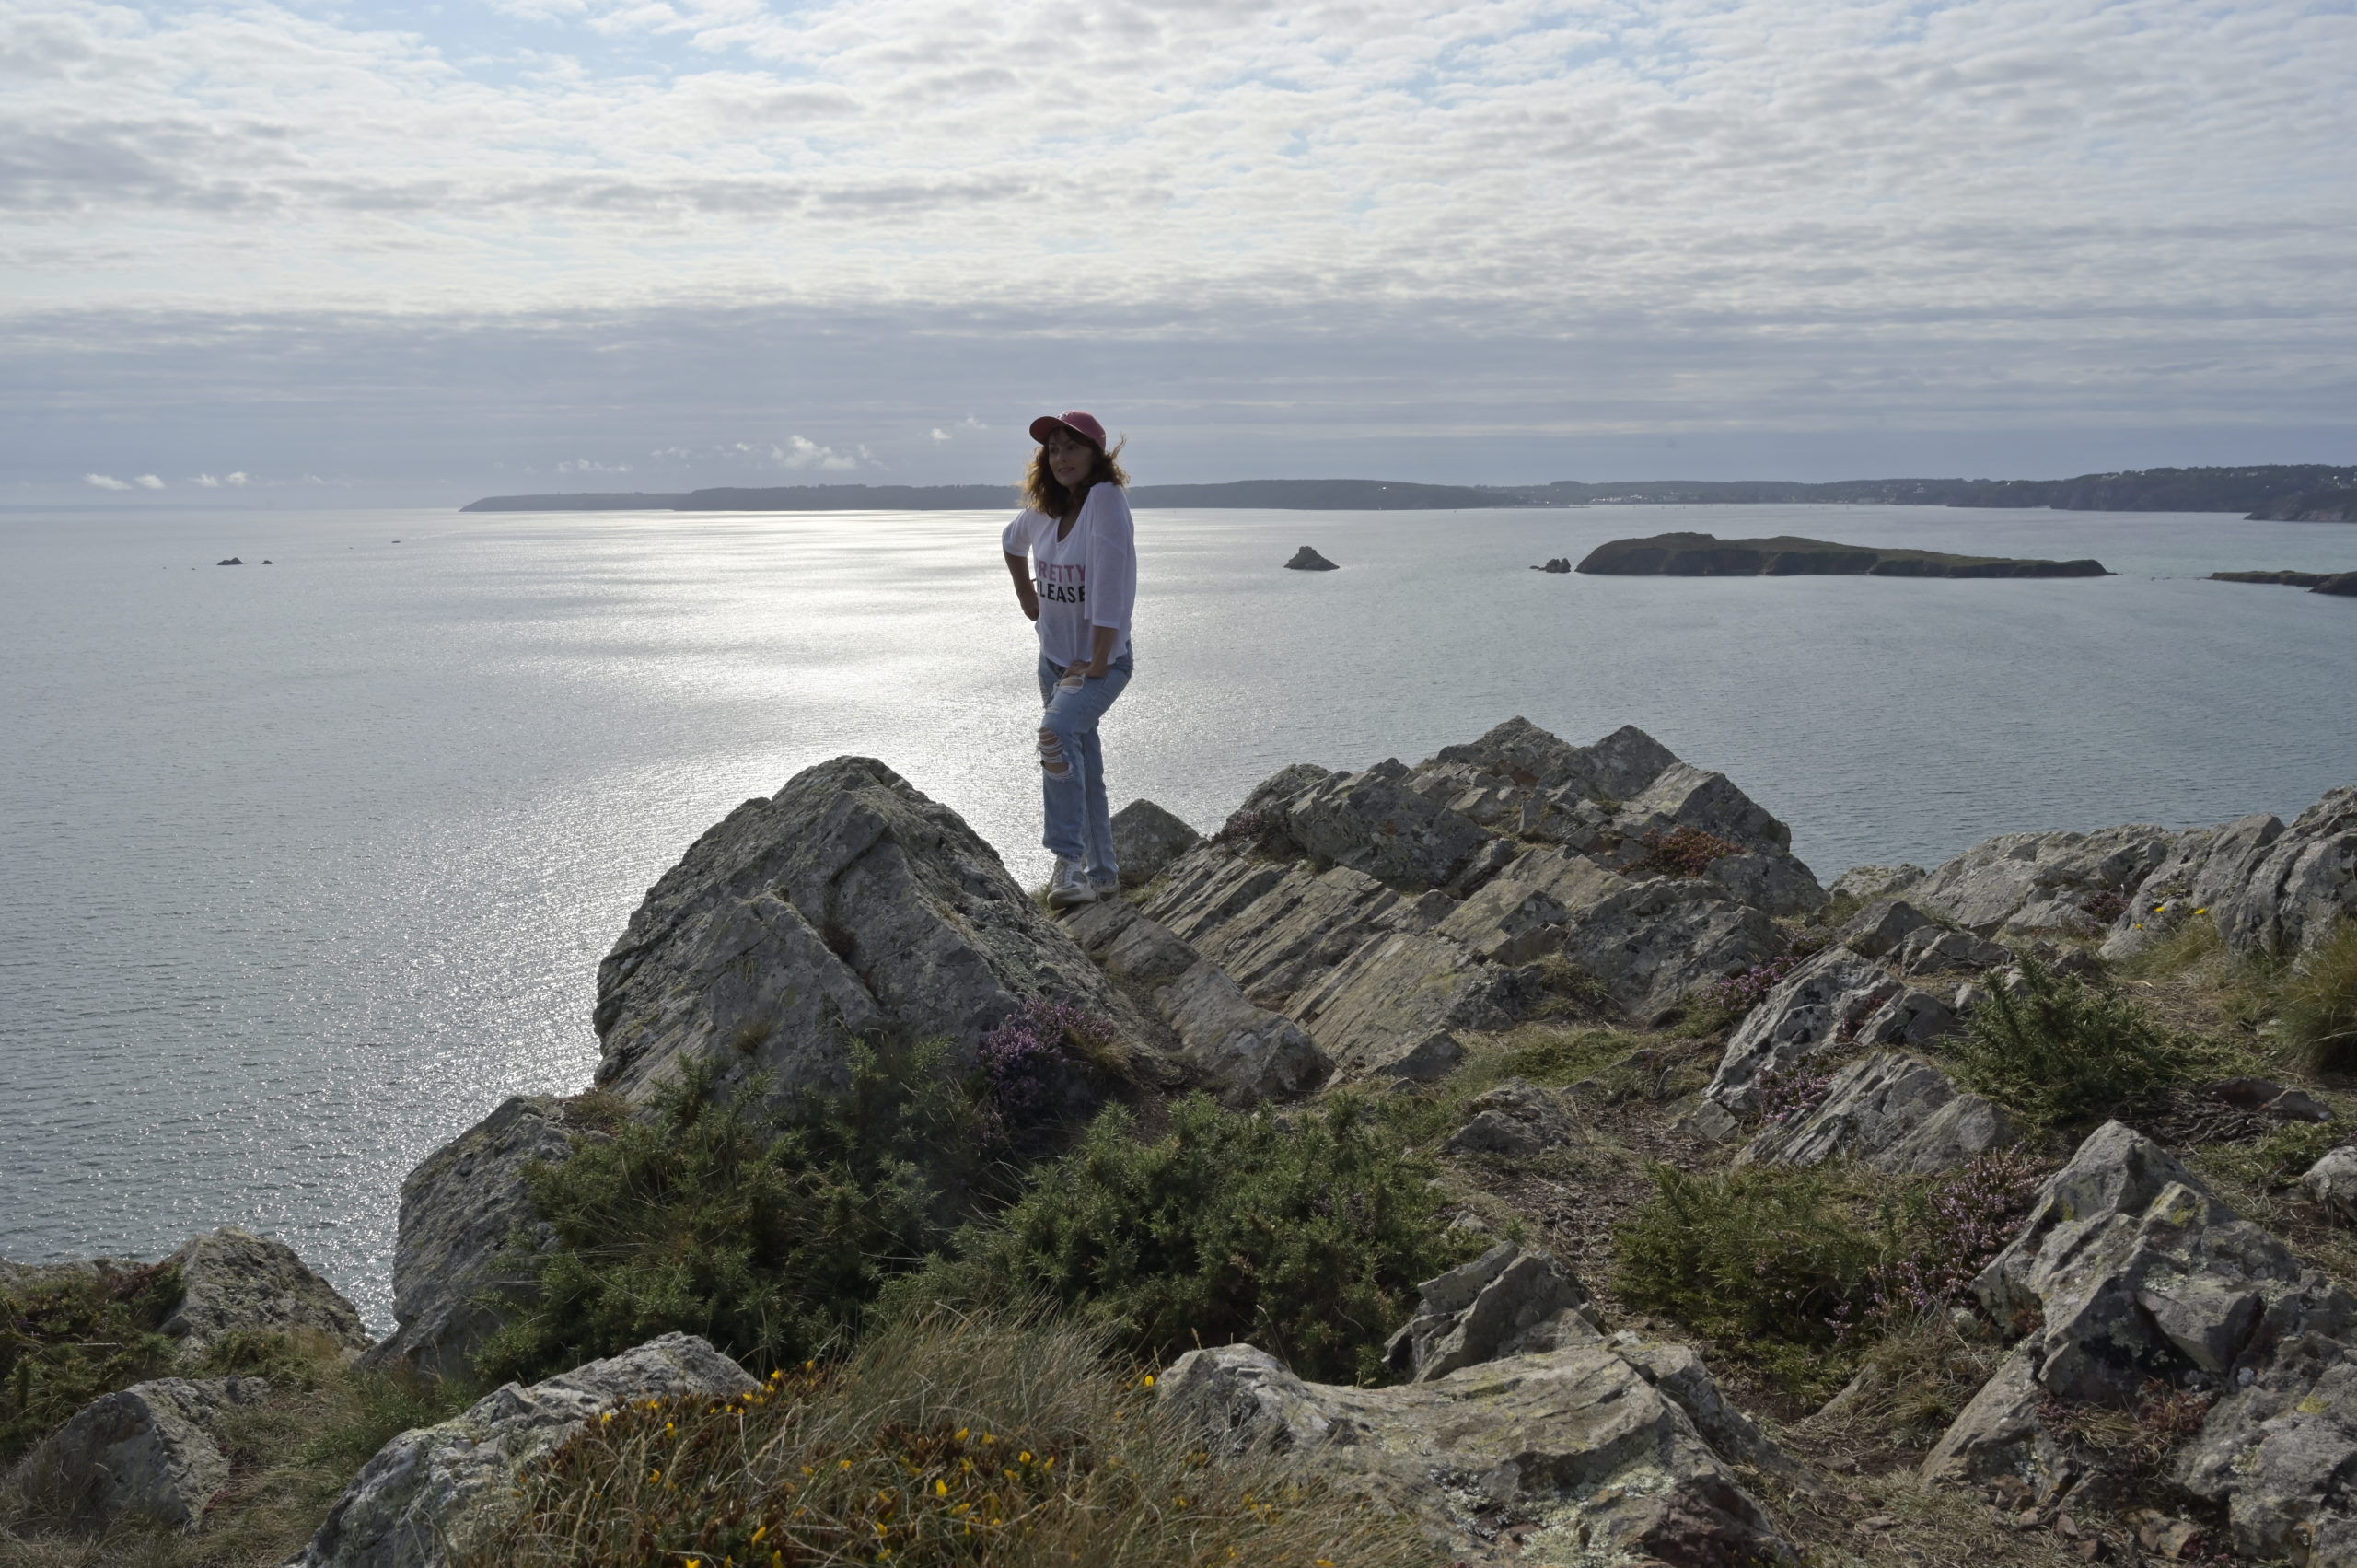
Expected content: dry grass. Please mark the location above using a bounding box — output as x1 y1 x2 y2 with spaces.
463 1308 1433 1568
0 1334 470 1568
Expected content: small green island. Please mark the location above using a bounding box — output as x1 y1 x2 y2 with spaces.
1574 531 2110 578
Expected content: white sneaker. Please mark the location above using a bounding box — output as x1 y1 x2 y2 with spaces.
1089 870 1120 897
1047 857 1098 910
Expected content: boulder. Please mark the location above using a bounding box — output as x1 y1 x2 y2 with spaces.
160 1227 369 1359
1283 545 1339 570
1158 1339 1796 1567
1829 864 1925 902
1284 761 1491 892
359 1096 587 1380
2212 786 2357 957
1442 1077 1579 1158
1107 798 1200 887
2301 1146 2357 1222
3 1376 269 1528
593 757 1147 1107
1736 1053 2020 1175
1382 1243 1597 1381
1706 948 1898 1109
291 1333 758 1568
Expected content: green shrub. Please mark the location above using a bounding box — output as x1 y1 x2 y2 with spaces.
900 1095 1468 1386
477 1040 995 1388
2280 920 2357 1075
1614 1152 2048 1397
1615 1164 1883 1353
1948 958 2223 1126
464 1308 1433 1568
0 1264 184 1463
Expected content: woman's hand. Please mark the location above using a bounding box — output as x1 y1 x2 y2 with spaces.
1004 552 1040 621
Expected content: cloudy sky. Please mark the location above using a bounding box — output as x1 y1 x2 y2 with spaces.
5 0 2352 502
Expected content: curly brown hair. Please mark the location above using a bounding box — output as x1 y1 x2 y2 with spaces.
1022 436 1130 522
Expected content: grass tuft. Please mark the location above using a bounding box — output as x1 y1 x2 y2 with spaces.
2280 920 2357 1076
459 1308 1431 1568
0 1265 185 1466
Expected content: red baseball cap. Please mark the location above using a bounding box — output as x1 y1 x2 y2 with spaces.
1028 410 1108 449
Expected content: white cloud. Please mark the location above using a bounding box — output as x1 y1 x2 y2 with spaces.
192 471 219 485
84 472 130 489
929 427 949 442
134 473 163 488
224 471 248 486
778 435 857 470
557 458 633 473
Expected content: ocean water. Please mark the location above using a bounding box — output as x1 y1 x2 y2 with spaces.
3 501 2353 1327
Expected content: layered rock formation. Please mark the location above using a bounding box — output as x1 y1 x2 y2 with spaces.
1878 788 2357 961
1133 719 1822 1084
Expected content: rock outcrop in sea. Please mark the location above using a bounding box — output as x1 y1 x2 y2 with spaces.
1577 531 2109 578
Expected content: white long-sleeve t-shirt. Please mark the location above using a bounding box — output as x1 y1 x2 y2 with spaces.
1001 483 1137 668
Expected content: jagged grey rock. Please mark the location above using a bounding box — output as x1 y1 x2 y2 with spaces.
1617 761 1795 856
1919 1349 2071 1495
1557 887 1782 1024
1701 849 1829 916
1852 984 1958 1049
594 756 1147 1106
161 1227 369 1360
290 1333 758 1568
1706 948 1898 1109
1840 898 1937 959
359 1096 586 1380
1284 930 1521 1079
1107 798 1200 887
3 1376 268 1528
1893 924 2012 977
1284 761 1491 892
2212 786 2357 957
1830 864 1926 902
1443 1077 1579 1157
1925 1121 2357 1558
1736 1053 2019 1175
1383 1243 1597 1381
1910 824 2183 938
2099 815 2277 962
1158 1340 1796 1567
2301 1146 2357 1222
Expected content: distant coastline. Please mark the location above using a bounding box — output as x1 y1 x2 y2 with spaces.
459 463 2357 517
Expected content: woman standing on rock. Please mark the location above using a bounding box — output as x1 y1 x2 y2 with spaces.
1002 410 1136 911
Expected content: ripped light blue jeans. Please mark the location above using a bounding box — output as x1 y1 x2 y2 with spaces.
1037 648 1133 881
